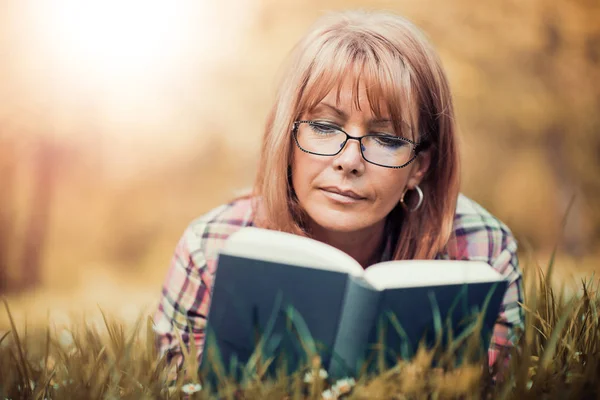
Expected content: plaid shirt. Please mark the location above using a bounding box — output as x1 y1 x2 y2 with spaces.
153 193 524 379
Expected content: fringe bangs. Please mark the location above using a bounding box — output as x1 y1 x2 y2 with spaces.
297 34 418 140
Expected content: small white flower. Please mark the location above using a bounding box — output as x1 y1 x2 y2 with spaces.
526 380 533 390
304 368 329 383
181 383 202 394
321 388 338 400
332 377 356 394
29 380 36 390
52 383 60 390
59 330 74 347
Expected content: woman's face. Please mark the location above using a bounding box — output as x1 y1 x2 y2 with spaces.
291 78 430 235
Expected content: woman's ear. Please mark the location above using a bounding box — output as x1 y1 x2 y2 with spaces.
406 150 431 189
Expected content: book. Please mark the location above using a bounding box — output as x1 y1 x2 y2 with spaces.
200 227 508 380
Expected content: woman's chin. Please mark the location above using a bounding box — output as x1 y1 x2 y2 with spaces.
309 214 374 234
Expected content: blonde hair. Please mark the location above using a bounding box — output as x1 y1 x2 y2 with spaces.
252 10 460 260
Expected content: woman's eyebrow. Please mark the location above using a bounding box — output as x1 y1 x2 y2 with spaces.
312 102 347 118
371 118 393 126
313 102 394 125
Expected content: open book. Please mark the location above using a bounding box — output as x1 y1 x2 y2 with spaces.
201 227 508 379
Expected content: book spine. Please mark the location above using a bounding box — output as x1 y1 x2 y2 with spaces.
328 277 380 379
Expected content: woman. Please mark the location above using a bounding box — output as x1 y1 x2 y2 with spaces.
153 9 523 381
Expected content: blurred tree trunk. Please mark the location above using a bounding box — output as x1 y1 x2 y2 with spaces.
0 136 15 294
545 126 586 256
537 8 597 255
18 139 56 290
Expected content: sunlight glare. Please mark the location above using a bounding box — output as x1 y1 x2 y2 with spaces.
44 0 189 80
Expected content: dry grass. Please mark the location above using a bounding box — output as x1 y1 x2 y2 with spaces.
1 259 599 399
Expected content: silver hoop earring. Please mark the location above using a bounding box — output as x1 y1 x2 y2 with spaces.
400 184 423 213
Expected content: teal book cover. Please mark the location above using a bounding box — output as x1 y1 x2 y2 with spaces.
200 228 507 381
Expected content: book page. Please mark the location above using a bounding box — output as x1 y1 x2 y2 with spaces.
220 227 364 276
363 260 504 291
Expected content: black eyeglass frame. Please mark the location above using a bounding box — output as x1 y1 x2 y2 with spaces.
292 120 428 169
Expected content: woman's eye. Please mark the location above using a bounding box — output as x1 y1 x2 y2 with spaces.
311 122 340 133
374 135 407 148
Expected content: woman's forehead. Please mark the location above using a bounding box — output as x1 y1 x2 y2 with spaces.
331 78 385 106
302 76 415 129
309 81 391 118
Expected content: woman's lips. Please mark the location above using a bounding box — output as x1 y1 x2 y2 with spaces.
320 187 366 203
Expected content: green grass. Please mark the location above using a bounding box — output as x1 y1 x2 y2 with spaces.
1 261 599 399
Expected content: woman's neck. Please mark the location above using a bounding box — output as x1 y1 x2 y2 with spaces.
308 220 387 269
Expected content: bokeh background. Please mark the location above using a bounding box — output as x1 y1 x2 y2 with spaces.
1 0 599 330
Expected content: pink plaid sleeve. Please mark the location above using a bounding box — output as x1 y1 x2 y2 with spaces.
445 195 524 377
152 227 212 381
487 236 523 374
152 198 254 383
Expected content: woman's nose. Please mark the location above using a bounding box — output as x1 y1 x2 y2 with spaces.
332 137 366 175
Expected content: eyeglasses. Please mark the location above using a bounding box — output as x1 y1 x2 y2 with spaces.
292 120 427 169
